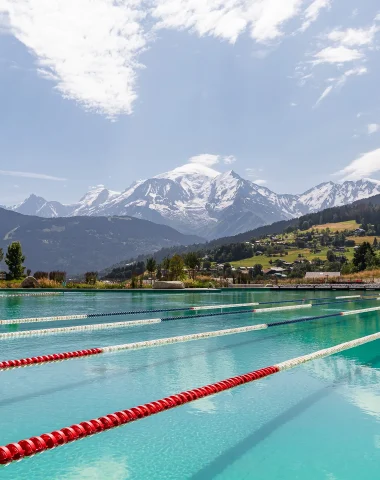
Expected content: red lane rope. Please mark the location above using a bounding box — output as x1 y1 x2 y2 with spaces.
0 365 279 465
0 348 103 370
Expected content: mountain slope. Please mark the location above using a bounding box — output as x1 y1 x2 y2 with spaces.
8 164 380 239
0 207 202 274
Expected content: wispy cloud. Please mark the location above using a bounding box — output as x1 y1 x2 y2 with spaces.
305 19 379 106
335 148 380 181
368 124 380 135
300 0 331 32
223 155 237 165
326 25 378 47
189 154 220 167
152 0 305 44
253 179 267 185
314 67 367 106
314 85 333 107
189 153 237 167
245 167 266 184
0 170 66 181
2 0 330 118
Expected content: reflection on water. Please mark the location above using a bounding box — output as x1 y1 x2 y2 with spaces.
57 457 130 480
307 355 380 419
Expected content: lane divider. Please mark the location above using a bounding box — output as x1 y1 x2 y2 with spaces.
190 302 259 310
335 295 361 299
0 314 337 370
2 330 380 465
0 304 312 328
0 292 62 298
0 295 366 326
0 318 161 339
2 306 379 370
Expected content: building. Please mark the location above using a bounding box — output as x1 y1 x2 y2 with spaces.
304 272 341 279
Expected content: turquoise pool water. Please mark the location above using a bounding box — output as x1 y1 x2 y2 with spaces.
1 290 380 479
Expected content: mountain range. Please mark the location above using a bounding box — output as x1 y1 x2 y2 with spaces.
0 208 201 275
8 163 380 239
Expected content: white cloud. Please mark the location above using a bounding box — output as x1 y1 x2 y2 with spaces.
4 0 367 118
313 46 363 64
223 155 237 165
368 124 380 135
290 102 298 107
300 0 331 32
0 170 66 181
245 167 266 184
189 153 237 166
1 0 147 118
152 0 305 44
189 154 221 167
253 178 267 185
327 25 378 47
335 148 380 181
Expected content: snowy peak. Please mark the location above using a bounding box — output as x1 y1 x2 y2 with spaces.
6 163 380 240
299 180 380 211
155 163 220 181
9 194 69 218
72 185 120 215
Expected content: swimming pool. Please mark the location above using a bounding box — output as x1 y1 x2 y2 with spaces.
1 290 380 479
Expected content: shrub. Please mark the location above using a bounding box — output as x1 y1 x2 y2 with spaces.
34 271 49 280
49 271 66 282
37 279 61 289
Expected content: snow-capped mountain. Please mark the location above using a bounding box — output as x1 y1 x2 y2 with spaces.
7 166 380 239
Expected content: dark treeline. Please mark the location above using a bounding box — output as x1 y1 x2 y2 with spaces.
102 196 380 275
299 201 380 233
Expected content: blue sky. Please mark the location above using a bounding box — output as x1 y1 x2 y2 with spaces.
1 0 380 205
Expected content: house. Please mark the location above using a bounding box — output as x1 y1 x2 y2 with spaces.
304 272 341 279
264 267 286 275
354 228 366 236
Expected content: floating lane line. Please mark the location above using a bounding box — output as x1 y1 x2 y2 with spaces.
0 303 312 328
0 318 161 339
190 302 259 310
335 295 361 299
0 295 359 326
1 295 376 328
2 306 379 370
2 329 380 465
0 292 62 298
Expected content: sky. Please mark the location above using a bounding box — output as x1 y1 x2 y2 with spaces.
1 0 380 206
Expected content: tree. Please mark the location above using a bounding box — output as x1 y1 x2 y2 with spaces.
326 250 335 262
169 254 185 280
49 271 66 283
146 257 157 283
353 242 376 271
184 252 201 279
85 272 98 285
5 242 25 279
203 260 212 271
251 264 263 278
156 264 162 280
374 237 378 249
